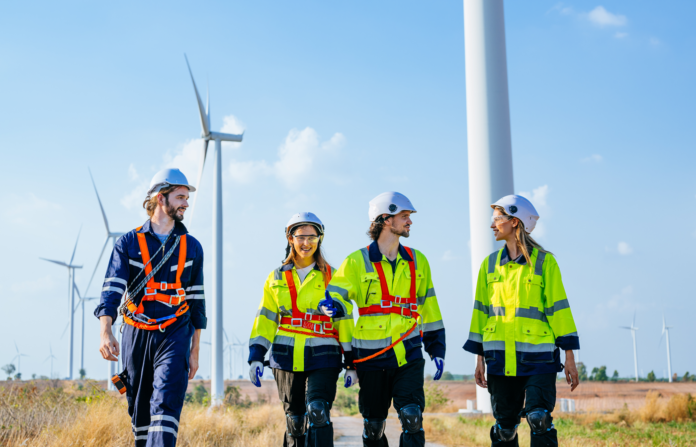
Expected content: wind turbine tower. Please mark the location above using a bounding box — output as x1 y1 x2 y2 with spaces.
41 229 83 380
74 284 98 376
13 342 29 379
185 55 244 406
661 316 674 383
43 345 57 379
463 0 515 413
620 313 640 382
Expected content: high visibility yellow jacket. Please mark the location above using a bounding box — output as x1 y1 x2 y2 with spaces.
463 246 580 376
248 264 354 372
327 243 446 371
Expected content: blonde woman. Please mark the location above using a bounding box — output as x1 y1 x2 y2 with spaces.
463 195 580 447
248 212 354 447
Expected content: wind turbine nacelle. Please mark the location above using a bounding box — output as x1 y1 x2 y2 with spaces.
209 131 243 143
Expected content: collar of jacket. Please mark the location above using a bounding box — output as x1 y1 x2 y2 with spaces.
367 241 414 264
279 263 322 272
137 219 189 237
499 245 528 266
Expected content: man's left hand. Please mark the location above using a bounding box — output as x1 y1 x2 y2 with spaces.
189 348 199 380
433 357 445 381
564 350 579 392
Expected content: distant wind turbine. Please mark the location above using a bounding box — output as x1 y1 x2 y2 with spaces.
13 342 29 379
43 345 57 379
84 168 125 296
40 228 83 380
659 315 674 383
185 54 244 406
620 312 640 382
73 284 99 375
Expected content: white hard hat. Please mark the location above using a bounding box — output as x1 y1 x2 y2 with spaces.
368 192 417 222
147 168 196 196
285 212 324 235
491 195 539 233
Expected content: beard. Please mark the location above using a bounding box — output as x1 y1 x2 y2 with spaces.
164 198 185 223
390 226 410 238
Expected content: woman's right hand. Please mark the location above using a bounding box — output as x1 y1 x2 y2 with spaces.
475 355 487 388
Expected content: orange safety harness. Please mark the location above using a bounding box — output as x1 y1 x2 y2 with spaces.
123 230 190 331
353 246 422 364
277 266 339 339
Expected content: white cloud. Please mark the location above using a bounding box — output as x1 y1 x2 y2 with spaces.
582 154 603 163
617 242 633 255
519 185 549 207
127 163 139 181
649 37 661 47
442 250 460 262
615 32 628 39
586 6 627 27
220 115 246 148
548 3 574 16
229 159 272 184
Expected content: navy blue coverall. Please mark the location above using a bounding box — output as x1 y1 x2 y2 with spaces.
94 220 206 447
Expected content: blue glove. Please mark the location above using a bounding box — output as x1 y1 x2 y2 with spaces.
318 290 336 317
249 361 263 387
433 357 445 381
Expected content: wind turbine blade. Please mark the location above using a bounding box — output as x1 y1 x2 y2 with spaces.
70 226 82 265
188 139 208 228
40 258 68 267
60 322 69 339
658 332 665 350
223 328 229 343
15 342 19 354
85 237 109 296
89 168 111 234
184 54 210 137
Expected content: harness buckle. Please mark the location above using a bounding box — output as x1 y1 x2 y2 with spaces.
394 295 402 304
410 304 418 312
291 318 302 327
380 300 392 308
144 288 156 296
176 288 186 296
313 323 325 335
324 322 333 331
160 282 168 291
400 307 412 318
304 313 313 320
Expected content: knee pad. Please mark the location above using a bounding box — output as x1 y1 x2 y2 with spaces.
306 400 331 428
493 423 518 442
526 409 553 435
397 404 423 434
285 413 307 437
363 418 386 440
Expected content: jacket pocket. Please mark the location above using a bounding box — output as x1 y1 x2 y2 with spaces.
520 351 555 364
271 343 291 356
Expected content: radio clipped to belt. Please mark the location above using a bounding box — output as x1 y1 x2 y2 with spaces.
278 267 339 340
121 228 190 332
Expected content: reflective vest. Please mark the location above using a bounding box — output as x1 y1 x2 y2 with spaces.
248 264 354 372
327 243 445 370
123 229 190 331
463 247 580 377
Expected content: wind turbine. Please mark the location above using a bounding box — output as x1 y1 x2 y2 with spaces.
73 284 99 376
185 54 244 406
13 342 29 379
43 345 57 379
659 315 674 383
84 168 125 297
620 312 639 382
40 228 83 380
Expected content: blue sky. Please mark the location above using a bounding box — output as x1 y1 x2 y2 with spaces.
1 0 695 382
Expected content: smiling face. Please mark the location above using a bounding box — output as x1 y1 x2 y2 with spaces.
385 210 413 238
160 186 189 222
288 225 320 263
491 207 518 241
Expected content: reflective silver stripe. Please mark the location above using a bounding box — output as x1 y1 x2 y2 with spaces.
256 307 279 323
534 251 546 276
102 286 125 294
515 342 556 353
360 248 374 273
186 285 204 291
545 299 570 316
186 294 205 300
490 306 505 317
132 425 150 432
134 434 148 440
352 336 392 349
473 301 489 315
341 342 352 351
129 259 144 269
516 307 547 323
333 311 354 321
273 335 295 346
488 250 499 274
170 260 193 272
421 320 444 332
151 415 179 427
105 277 128 286
326 284 349 300
404 329 421 341
273 268 283 280
249 336 272 349
417 288 436 305
148 426 178 437
306 337 339 347
483 340 505 351
468 332 483 343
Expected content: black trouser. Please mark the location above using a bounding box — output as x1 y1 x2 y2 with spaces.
274 367 340 447
357 358 426 447
487 373 558 447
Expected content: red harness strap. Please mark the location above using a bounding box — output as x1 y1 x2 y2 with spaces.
278 266 339 339
354 246 422 364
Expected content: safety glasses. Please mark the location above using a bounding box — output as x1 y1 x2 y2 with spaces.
491 215 512 225
292 235 320 243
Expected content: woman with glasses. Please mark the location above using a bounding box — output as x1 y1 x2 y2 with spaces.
248 212 355 447
463 195 580 447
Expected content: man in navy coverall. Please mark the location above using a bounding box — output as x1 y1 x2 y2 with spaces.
95 168 206 447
